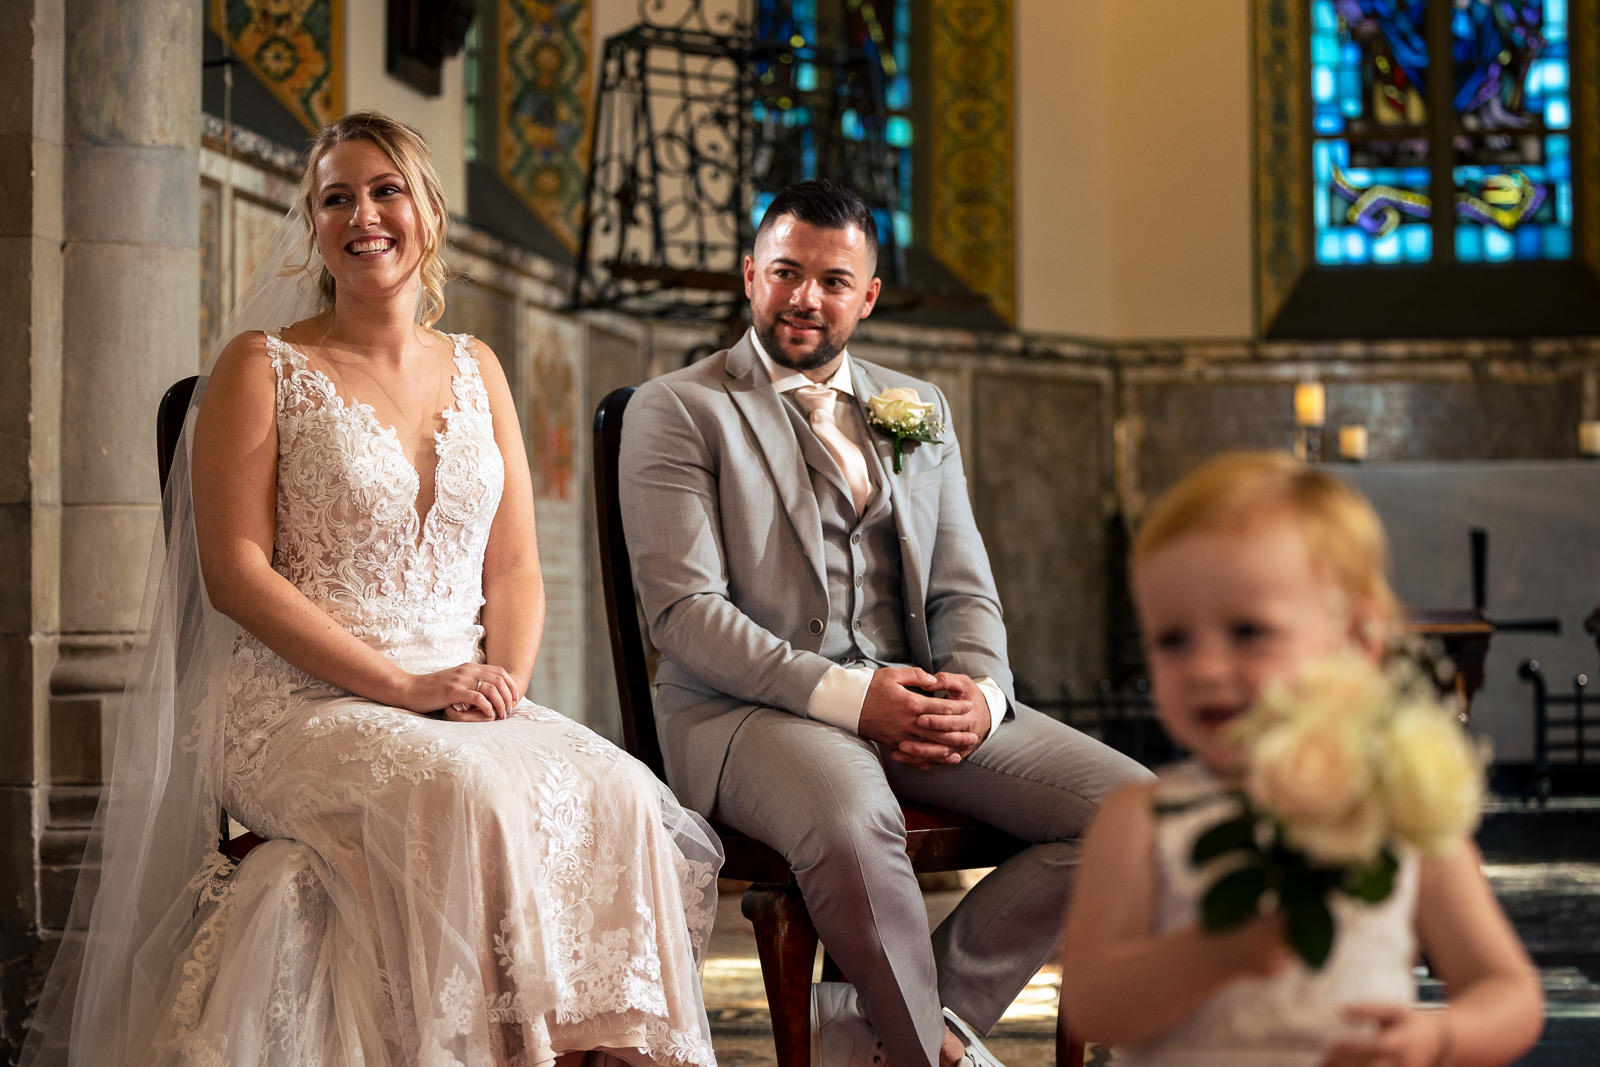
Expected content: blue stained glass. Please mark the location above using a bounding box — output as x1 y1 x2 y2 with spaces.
886 116 912 147
840 109 864 141
1313 141 1334 181
1308 0 1573 267
1516 225 1544 259
796 63 818 91
1318 231 1345 264
1483 227 1514 262
1372 231 1403 263
886 74 910 111
893 210 911 248
1401 225 1431 261
750 192 776 230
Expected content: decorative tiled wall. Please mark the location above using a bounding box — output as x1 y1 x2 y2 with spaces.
209 0 343 132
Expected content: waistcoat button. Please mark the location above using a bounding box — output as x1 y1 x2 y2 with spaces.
808 618 824 634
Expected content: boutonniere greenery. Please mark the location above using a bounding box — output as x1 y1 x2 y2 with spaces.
1159 651 1484 968
865 387 944 473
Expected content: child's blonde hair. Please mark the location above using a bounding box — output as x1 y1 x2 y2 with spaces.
1132 451 1400 627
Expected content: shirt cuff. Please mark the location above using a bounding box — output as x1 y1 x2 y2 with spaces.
974 677 1008 742
805 664 874 733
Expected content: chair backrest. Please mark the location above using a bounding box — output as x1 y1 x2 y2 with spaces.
157 376 202 494
591 386 669 783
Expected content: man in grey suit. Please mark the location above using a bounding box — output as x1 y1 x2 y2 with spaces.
620 180 1148 1067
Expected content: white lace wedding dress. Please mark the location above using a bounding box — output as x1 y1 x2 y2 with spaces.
1114 761 1420 1067
157 332 720 1067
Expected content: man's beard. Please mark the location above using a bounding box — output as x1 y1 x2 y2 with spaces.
754 315 847 372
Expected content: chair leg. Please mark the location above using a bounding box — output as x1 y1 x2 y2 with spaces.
742 884 818 1067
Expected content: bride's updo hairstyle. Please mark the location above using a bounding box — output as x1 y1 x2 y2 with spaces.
297 110 452 327
1132 451 1401 631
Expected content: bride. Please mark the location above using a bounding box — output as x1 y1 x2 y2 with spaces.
23 112 721 1067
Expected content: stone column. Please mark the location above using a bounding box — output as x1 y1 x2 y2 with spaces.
2 0 200 1054
0 0 65 1049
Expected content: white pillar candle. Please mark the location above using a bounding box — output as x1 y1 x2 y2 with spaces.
1338 424 1369 461
1294 382 1326 427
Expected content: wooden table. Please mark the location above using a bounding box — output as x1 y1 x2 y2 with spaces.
1407 607 1494 709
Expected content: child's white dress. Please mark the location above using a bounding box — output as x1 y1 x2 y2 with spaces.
1115 760 1420 1067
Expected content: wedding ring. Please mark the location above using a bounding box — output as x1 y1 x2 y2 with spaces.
474 679 482 692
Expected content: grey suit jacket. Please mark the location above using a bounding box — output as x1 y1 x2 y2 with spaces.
618 334 1015 815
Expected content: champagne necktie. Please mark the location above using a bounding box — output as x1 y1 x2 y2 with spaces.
794 384 873 516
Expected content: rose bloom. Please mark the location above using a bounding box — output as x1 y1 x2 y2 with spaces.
1379 702 1485 853
1246 713 1373 828
868 387 936 430
1284 790 1388 867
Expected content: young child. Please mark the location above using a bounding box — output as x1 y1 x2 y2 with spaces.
1060 452 1543 1066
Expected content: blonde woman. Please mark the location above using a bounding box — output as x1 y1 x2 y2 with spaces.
24 113 720 1067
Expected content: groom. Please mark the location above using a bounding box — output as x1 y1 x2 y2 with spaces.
619 180 1147 1067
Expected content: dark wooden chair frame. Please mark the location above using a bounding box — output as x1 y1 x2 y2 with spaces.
157 374 266 863
592 385 1085 1067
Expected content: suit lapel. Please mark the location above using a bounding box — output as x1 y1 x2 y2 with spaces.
722 337 827 587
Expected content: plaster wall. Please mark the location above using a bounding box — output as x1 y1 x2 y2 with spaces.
343 0 469 210
1015 0 1253 339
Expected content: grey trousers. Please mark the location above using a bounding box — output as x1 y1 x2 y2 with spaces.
712 703 1151 1067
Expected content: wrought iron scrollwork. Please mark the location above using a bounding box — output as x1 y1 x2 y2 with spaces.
573 0 906 319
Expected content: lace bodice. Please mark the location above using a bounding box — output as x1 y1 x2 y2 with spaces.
264 331 503 671
1118 760 1420 1067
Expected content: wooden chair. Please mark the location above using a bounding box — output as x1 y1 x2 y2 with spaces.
157 375 265 863
592 386 1085 1067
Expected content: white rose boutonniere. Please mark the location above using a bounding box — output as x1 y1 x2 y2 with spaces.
1160 649 1485 969
865 387 944 473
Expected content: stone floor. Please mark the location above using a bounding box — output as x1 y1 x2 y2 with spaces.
701 811 1600 1066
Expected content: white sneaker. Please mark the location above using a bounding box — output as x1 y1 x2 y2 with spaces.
942 1007 1008 1067
811 982 888 1067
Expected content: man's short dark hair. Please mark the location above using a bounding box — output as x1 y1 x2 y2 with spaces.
754 179 879 266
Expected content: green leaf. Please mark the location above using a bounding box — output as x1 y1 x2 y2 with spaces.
1200 864 1268 931
1285 892 1336 969
1191 812 1260 865
1344 848 1399 903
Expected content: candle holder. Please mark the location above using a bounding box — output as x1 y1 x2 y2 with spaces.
1292 382 1326 463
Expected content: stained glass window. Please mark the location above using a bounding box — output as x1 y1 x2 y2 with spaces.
751 1 915 250
1310 0 1573 266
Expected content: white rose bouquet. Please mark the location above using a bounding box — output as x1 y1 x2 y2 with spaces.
865 387 944 472
1165 650 1485 968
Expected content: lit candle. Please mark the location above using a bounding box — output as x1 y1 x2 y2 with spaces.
1338 424 1369 461
1294 382 1326 427
1581 420 1600 457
